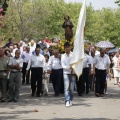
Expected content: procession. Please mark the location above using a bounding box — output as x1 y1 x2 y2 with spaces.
0 36 119 106
0 0 120 119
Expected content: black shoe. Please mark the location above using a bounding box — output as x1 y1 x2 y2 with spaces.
100 93 104 97
1 98 5 102
36 94 40 97
14 99 18 102
26 82 30 84
41 91 43 95
95 93 100 97
55 94 59 97
86 91 89 94
22 81 25 84
44 93 48 96
78 94 83 96
31 93 35 97
0 97 2 102
7 98 13 102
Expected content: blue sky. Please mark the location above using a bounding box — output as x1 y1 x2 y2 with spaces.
64 0 118 10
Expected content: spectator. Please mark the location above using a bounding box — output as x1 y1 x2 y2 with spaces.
5 38 13 48
8 50 23 102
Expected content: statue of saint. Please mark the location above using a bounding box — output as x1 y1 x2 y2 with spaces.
62 15 74 41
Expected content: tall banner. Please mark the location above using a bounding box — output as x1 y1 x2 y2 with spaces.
70 0 86 78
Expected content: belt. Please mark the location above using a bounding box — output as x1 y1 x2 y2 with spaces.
52 68 62 71
0 70 7 72
31 67 42 69
95 68 106 71
23 62 28 64
11 71 21 73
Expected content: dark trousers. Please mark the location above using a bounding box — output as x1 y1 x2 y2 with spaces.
95 68 106 94
31 67 43 95
22 62 30 83
51 69 63 95
60 69 64 94
0 76 7 98
77 68 89 95
89 74 95 91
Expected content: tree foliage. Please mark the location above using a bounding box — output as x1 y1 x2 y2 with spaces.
115 0 120 6
0 0 120 46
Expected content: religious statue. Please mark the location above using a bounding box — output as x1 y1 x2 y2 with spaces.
62 15 74 41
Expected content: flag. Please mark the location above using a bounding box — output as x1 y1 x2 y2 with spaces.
70 0 86 78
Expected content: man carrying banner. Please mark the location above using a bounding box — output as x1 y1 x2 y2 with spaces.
61 42 76 107
62 0 86 107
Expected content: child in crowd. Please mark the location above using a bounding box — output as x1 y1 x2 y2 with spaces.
42 54 50 95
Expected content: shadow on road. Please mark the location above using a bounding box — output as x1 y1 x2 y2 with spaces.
0 82 120 120
52 118 118 120
0 82 120 108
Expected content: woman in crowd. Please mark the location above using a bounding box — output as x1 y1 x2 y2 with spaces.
112 52 119 85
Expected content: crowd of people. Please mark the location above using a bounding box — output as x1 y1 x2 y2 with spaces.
0 37 119 107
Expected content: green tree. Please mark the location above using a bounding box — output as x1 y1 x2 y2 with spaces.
115 0 120 6
0 0 120 47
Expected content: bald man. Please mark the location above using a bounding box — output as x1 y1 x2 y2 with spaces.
47 49 63 96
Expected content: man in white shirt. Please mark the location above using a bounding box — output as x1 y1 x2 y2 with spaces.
93 48 110 97
26 47 45 97
23 38 28 47
12 43 23 57
21 46 31 84
77 49 91 96
91 46 100 56
61 42 76 107
47 49 63 96
30 40 36 54
8 50 23 102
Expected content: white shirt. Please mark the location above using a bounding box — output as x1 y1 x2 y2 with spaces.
12 48 22 57
12 48 17 57
21 52 31 63
30 46 35 54
38 41 42 44
94 54 110 70
47 56 62 70
95 50 100 55
83 54 91 68
8 57 23 72
89 56 94 71
20 47 23 54
44 61 49 72
11 51 14 57
26 54 45 70
22 42 28 47
112 56 119 69
61 52 72 74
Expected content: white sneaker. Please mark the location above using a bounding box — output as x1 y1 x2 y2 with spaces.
70 101 72 106
65 101 70 107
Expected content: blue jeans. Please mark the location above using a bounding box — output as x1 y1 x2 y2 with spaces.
63 74 76 102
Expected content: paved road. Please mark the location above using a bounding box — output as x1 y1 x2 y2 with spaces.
0 80 120 120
